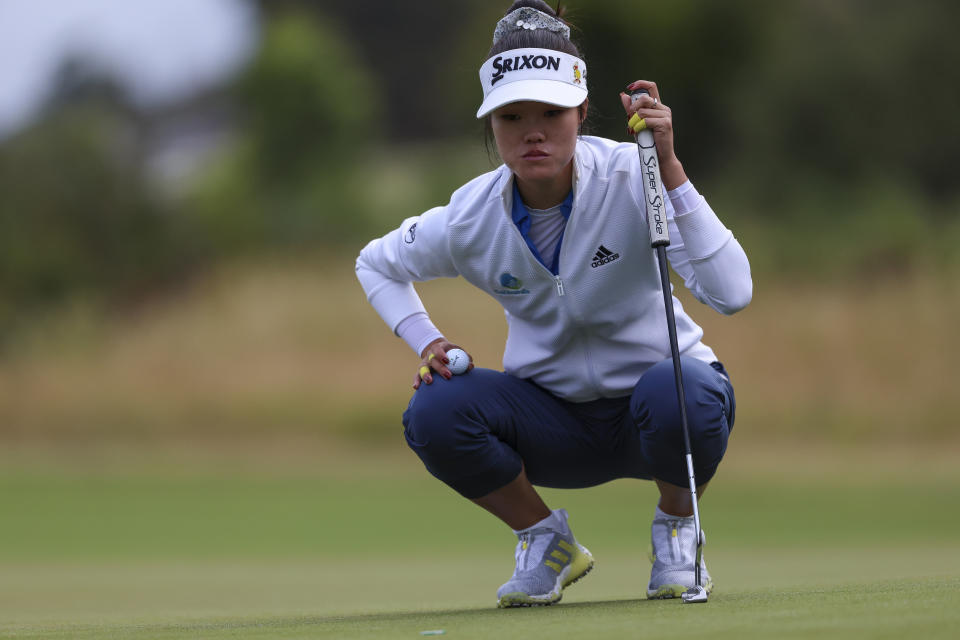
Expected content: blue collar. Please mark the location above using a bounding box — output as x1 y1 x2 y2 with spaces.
511 181 573 275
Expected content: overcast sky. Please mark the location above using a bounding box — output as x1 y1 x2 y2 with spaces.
0 0 258 138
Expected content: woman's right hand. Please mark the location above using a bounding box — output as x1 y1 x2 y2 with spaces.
413 338 474 389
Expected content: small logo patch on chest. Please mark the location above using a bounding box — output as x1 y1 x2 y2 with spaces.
494 272 531 295
591 245 620 268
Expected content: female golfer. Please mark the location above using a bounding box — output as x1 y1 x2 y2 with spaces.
356 0 751 607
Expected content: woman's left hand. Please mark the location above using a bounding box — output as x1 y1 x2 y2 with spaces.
619 80 688 190
413 338 474 390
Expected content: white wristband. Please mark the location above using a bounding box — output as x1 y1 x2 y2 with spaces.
666 180 702 216
395 312 445 356
668 182 733 260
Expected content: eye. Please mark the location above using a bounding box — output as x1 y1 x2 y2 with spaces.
498 113 520 122
545 109 564 117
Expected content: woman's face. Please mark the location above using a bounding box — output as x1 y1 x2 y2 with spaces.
490 100 583 189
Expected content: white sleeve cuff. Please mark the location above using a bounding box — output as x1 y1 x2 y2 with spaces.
395 312 444 356
668 182 733 260
666 180 702 216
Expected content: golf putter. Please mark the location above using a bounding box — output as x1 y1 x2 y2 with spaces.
630 87 708 604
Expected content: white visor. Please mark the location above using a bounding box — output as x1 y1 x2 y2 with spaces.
477 48 587 118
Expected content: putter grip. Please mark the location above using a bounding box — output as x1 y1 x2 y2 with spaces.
630 89 669 247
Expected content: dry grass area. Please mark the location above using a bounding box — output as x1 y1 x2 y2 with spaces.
0 253 956 464
687 270 959 443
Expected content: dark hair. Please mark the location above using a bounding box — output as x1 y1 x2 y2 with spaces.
482 1 590 160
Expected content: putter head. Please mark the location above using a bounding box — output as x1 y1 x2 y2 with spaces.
681 585 709 604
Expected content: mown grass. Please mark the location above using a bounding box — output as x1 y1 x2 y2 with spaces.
2 446 958 562
1 452 958 637
4 577 958 640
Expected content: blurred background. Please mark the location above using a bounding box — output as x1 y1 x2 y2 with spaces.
1 0 959 629
1 0 957 459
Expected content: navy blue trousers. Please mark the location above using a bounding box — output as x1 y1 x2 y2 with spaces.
402 358 735 500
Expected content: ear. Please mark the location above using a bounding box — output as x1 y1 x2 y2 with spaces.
578 98 589 123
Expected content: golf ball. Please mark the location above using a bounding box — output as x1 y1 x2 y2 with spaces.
445 348 470 375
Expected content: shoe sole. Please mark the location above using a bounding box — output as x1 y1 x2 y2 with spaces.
646 576 714 600
497 543 595 608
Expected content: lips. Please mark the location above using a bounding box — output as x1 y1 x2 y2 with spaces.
523 149 548 159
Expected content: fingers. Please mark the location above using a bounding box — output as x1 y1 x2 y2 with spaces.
419 338 447 361
626 114 673 138
621 94 669 117
413 365 431 389
628 112 646 133
621 79 668 112
412 344 476 389
413 349 450 389
623 103 667 136
621 84 670 138
428 351 453 380
627 79 661 103
621 92 660 112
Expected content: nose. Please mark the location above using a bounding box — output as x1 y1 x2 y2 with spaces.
524 127 545 143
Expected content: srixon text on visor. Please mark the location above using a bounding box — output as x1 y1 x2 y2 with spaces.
491 54 561 85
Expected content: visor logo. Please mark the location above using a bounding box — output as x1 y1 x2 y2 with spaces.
573 62 582 84
490 54 561 86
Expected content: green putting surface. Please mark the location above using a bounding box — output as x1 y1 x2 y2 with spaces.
270 578 959 640
1 448 958 638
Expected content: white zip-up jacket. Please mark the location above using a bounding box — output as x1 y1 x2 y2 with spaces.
356 136 752 402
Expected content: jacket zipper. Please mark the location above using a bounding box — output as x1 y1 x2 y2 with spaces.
551 199 600 394
504 179 600 395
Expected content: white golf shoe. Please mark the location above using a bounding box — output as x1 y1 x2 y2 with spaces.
496 508 594 608
647 507 713 599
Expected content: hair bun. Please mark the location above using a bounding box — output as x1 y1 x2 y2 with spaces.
493 6 570 44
